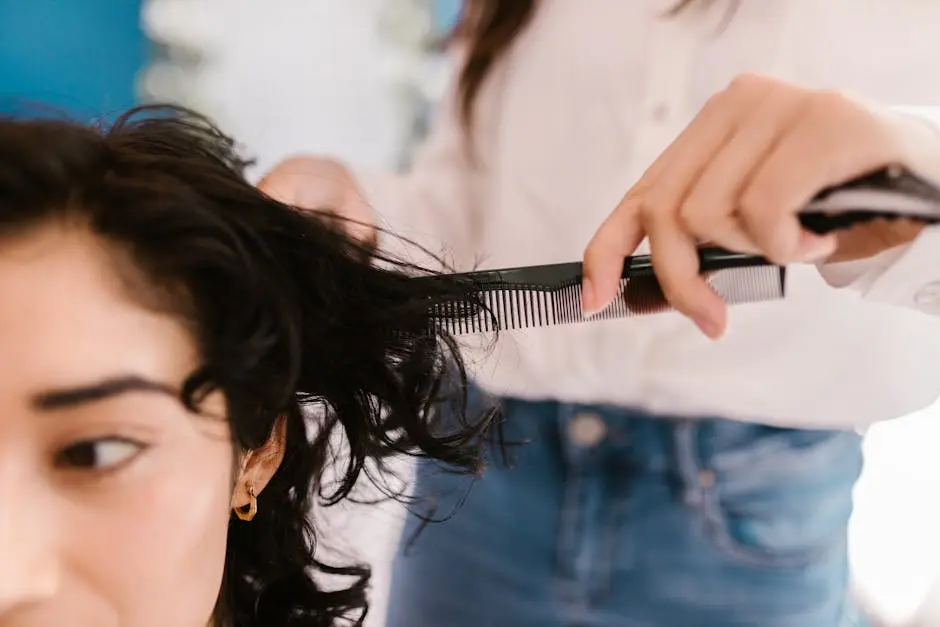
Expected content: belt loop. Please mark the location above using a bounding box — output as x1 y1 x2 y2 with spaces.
673 420 705 506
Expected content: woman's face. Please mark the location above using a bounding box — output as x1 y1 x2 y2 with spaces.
0 224 234 627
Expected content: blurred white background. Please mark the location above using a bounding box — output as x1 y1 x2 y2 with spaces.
141 0 451 175
142 2 940 625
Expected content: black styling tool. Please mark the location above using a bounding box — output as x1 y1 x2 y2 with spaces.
420 166 940 335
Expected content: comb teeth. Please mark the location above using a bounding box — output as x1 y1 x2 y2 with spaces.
431 265 786 335
425 165 940 336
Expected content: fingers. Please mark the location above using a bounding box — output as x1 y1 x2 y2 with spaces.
583 75 771 326
646 208 727 338
641 86 756 212
586 74 911 340
632 87 734 186
738 99 860 262
256 157 312 204
582 198 646 314
256 173 296 204
581 82 754 316
583 196 729 337
678 82 804 256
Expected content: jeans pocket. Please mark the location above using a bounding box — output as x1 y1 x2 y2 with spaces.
693 424 863 568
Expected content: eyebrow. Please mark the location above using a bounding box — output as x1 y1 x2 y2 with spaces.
32 375 179 411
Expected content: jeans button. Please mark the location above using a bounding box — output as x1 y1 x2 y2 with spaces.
698 469 716 488
569 412 607 447
649 101 670 124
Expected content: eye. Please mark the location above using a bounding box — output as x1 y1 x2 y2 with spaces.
55 438 144 473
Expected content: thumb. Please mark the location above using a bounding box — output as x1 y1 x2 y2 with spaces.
582 200 646 315
257 177 297 206
256 162 306 205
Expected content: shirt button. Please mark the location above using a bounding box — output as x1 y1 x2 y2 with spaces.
568 412 607 447
914 281 940 313
649 101 670 123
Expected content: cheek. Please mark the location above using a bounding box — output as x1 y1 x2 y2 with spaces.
70 425 235 627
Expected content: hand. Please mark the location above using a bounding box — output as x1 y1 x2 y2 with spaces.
258 156 377 245
582 73 940 338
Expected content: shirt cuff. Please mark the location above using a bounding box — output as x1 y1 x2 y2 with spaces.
818 226 940 315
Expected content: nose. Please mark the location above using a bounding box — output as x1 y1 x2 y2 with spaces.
0 467 59 614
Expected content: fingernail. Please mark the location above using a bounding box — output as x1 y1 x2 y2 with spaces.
797 234 837 262
696 316 724 340
581 277 599 317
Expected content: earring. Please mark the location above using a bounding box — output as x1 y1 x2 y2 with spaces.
234 480 257 521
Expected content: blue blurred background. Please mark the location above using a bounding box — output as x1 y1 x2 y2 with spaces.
432 0 462 33
0 0 147 119
0 0 461 121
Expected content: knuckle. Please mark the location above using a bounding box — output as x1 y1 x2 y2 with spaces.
738 179 784 220
726 72 772 96
806 89 856 124
677 204 705 236
637 192 672 222
737 185 762 215
811 88 850 109
737 188 789 261
701 89 728 113
678 189 719 232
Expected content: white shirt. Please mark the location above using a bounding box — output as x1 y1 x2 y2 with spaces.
357 0 940 429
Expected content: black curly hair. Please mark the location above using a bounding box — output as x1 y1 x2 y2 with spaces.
0 105 497 626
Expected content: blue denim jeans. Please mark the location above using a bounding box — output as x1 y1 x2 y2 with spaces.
385 397 866 627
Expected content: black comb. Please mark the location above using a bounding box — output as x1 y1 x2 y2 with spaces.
424 165 940 335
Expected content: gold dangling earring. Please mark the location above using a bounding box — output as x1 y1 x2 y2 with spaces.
234 480 257 521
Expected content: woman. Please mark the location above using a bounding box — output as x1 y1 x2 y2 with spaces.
0 106 495 627
259 1 940 625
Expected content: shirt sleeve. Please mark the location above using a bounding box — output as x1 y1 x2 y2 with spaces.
817 106 940 316
818 226 940 317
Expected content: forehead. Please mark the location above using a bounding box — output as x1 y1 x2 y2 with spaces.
0 224 197 401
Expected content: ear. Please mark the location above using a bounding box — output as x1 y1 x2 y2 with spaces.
231 416 287 511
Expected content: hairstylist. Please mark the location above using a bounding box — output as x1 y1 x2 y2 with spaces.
259 2 940 626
